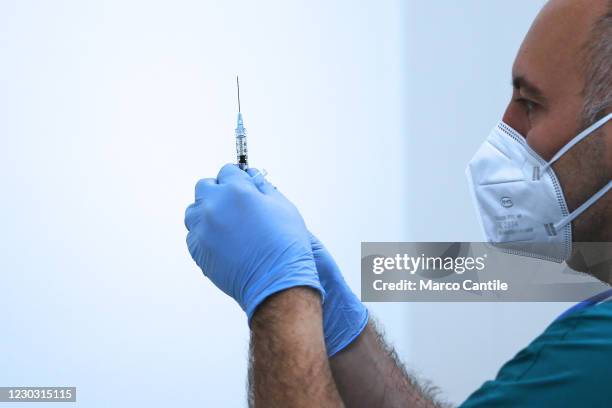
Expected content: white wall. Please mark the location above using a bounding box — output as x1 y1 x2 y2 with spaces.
0 1 406 406
402 1 572 405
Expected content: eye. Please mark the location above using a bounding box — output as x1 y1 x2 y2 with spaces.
515 97 537 115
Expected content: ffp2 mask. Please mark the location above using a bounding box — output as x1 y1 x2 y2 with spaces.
466 113 612 263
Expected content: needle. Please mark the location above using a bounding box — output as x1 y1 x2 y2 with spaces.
235 75 248 170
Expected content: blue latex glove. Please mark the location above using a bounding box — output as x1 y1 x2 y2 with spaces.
310 233 369 357
184 164 324 321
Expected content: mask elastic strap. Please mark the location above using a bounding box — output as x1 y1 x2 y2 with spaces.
554 180 612 231
542 113 612 173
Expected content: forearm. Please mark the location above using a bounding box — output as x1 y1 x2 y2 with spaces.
330 319 446 408
249 287 344 408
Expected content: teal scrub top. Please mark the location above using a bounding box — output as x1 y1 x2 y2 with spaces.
461 290 612 407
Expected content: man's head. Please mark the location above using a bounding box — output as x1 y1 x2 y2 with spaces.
502 0 611 265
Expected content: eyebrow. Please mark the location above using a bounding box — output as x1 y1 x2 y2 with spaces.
512 76 547 102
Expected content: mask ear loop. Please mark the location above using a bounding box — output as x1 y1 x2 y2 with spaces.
554 180 612 231
542 113 612 173
539 113 612 232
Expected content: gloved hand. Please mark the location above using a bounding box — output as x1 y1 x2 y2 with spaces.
184 164 324 321
239 168 368 355
310 233 369 357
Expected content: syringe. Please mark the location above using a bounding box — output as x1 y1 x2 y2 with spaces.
235 76 248 171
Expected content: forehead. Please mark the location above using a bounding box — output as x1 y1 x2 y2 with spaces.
512 0 606 98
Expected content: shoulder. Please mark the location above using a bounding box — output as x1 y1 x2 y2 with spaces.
461 301 612 408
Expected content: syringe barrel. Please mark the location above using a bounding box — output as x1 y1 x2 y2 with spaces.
236 133 248 170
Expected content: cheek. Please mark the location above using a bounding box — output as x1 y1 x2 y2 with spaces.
525 128 557 161
525 117 579 162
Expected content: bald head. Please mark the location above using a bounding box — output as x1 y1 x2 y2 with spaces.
582 0 612 125
503 0 609 155
501 0 612 257
527 0 606 94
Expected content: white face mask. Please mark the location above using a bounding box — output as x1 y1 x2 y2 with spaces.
466 113 612 263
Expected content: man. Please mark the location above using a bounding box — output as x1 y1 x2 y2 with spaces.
184 0 612 406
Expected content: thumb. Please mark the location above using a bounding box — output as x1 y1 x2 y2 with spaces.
246 168 277 195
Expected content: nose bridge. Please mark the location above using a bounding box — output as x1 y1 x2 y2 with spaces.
502 103 530 138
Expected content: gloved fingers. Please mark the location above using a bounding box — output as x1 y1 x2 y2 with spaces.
195 178 217 201
186 230 205 273
217 163 251 185
184 201 201 231
246 167 277 194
